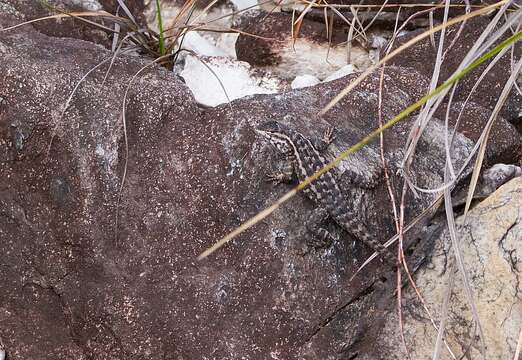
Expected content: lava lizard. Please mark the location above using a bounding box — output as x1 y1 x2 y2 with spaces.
255 120 395 264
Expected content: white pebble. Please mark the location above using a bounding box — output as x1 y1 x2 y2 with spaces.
291 74 320 89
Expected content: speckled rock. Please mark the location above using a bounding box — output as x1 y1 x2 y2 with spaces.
1 9 522 360
0 0 110 46
235 11 372 79
378 176 522 360
387 16 522 123
436 101 522 165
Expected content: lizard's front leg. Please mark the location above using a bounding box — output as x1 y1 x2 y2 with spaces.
312 127 336 152
266 157 295 184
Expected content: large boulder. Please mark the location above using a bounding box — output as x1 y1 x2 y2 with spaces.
1 6 521 359
379 176 522 360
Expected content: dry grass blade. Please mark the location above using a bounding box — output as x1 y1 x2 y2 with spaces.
322 4 366 39
191 0 220 24
53 7 122 33
349 22 522 274
402 0 450 177
432 259 456 360
436 17 522 339
112 21 121 52
349 5 364 36
443 165 486 355
47 56 113 155
115 54 174 240
351 194 444 278
377 30 411 358
63 57 112 115
514 327 522 360
448 44 513 174
117 49 234 241
198 190 297 260
171 0 198 31
198 26 522 260
292 1 315 44
293 0 317 30
299 1 485 10
318 0 508 116
462 53 522 222
442 0 470 58
115 0 138 25
0 11 119 33
291 9 298 47
402 4 521 195
357 1 387 40
346 7 356 63
177 49 233 106
103 34 142 84
429 11 435 48
170 27 280 42
361 9 520 352
168 0 275 32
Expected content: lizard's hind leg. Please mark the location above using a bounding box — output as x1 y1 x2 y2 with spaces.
306 208 335 248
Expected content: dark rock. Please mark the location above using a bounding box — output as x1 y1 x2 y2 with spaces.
1 0 111 47
156 0 230 10
436 101 522 166
235 11 371 79
235 11 343 67
386 16 522 123
278 0 494 31
0 22 199 359
1 13 521 360
98 0 147 26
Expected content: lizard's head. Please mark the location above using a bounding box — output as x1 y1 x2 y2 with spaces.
255 121 294 154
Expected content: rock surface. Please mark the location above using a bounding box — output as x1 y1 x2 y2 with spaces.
378 176 522 360
1 3 522 360
1 0 110 46
235 11 372 79
387 16 522 123
180 55 282 106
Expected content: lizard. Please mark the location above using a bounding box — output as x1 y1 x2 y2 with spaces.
255 119 396 264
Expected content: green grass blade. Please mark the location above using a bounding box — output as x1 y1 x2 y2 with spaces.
155 0 166 56
199 29 522 260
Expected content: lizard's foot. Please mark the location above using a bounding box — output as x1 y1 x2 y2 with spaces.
266 172 288 185
322 126 336 146
312 126 337 152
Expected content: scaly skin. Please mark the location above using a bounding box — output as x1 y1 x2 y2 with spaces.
256 120 395 264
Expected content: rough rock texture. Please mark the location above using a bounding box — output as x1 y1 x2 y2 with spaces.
270 0 491 30
1 6 522 360
179 55 282 106
387 16 522 123
0 24 201 360
378 176 522 360
436 101 522 166
98 0 147 25
0 0 110 46
235 11 372 79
